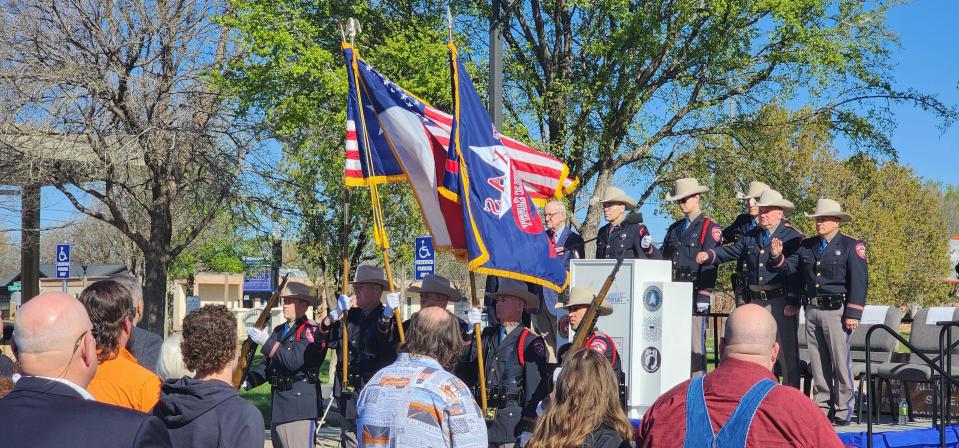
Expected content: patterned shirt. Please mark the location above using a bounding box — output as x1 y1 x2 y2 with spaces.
356 353 487 448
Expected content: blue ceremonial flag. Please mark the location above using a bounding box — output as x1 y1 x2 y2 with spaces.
447 43 567 291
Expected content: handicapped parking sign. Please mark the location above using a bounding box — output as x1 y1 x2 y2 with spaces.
55 243 71 279
414 236 434 280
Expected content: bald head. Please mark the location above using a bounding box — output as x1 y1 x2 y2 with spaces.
15 292 91 354
14 292 98 386
720 304 780 370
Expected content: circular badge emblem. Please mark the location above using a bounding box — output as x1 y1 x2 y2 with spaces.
643 286 663 312
642 347 661 373
642 317 662 342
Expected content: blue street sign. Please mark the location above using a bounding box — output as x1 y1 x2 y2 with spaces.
414 236 435 280
55 243 71 279
186 296 201 314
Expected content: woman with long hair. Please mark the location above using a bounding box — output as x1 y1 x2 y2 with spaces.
528 348 632 448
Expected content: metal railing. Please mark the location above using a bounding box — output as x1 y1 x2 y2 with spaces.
865 325 959 448
937 321 959 434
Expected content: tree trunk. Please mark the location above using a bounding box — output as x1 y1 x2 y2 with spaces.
581 167 616 258
141 250 170 335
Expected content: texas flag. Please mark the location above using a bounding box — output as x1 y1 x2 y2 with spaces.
447 43 567 291
343 44 466 252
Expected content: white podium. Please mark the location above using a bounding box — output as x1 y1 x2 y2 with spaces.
570 259 692 419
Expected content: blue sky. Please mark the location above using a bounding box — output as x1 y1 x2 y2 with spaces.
635 0 959 234
1 1 956 243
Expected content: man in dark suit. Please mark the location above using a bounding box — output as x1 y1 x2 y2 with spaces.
1 291 171 447
114 274 163 373
537 199 584 361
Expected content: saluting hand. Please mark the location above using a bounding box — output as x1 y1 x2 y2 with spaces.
770 238 784 258
695 251 709 265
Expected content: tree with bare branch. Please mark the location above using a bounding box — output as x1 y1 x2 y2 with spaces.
0 0 248 333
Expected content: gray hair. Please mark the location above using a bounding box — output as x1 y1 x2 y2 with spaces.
110 274 143 307
545 199 567 217
157 332 194 380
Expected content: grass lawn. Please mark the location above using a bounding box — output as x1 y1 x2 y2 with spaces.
237 353 333 428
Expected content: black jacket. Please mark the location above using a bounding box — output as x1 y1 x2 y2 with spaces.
661 215 723 309
468 325 551 443
0 376 171 448
246 317 325 425
709 223 804 306
580 423 630 448
153 377 264 448
596 221 662 260
774 232 869 319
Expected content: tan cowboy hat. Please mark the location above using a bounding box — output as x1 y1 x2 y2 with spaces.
736 181 771 200
805 198 853 223
599 186 638 210
556 286 612 316
491 278 540 308
281 282 321 307
350 265 393 289
665 177 710 202
407 274 464 302
754 189 795 213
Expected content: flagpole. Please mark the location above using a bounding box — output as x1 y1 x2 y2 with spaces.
469 272 493 420
347 35 405 342
339 186 353 394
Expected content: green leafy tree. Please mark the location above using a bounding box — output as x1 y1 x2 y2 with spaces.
675 105 951 307
217 1 485 294
474 0 956 253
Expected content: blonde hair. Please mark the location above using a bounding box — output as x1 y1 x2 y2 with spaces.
527 349 632 448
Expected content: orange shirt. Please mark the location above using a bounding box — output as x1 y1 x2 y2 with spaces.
87 347 161 413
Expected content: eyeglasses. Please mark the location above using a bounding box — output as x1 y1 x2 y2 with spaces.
544 211 563 218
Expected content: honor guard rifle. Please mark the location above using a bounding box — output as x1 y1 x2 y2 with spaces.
569 255 625 351
233 273 290 389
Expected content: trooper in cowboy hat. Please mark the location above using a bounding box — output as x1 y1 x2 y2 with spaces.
661 177 724 377
723 181 771 244
467 278 550 446
596 186 662 260
769 198 867 425
243 280 326 447
696 188 805 389
555 286 623 383
317 264 401 447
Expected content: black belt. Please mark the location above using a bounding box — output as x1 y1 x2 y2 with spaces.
746 285 785 301
808 294 845 311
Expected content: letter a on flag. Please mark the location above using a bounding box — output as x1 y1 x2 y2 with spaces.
447 43 567 292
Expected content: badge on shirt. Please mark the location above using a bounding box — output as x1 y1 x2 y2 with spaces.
835 250 841 257
711 227 722 243
855 243 867 260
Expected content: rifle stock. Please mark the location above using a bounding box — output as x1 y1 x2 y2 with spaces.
570 256 625 351
233 273 290 389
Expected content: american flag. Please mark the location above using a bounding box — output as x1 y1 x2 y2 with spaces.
344 56 577 205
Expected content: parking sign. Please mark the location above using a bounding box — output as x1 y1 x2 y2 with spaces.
55 244 71 279
414 236 434 280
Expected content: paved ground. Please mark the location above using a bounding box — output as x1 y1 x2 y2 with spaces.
836 415 939 434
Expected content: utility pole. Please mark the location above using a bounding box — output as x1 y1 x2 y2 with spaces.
488 0 504 129
21 185 40 302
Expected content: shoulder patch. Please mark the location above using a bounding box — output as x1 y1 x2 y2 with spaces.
855 242 867 260
589 338 609 354
530 337 547 358
711 227 722 242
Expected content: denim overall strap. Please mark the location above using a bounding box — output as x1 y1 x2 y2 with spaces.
715 378 778 447
682 376 713 447
683 377 778 448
